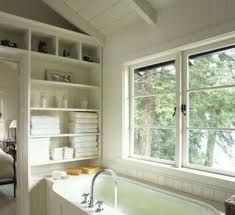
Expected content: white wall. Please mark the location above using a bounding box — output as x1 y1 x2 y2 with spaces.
0 0 79 32
103 0 235 203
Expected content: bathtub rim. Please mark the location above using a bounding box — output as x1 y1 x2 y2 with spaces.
51 174 224 215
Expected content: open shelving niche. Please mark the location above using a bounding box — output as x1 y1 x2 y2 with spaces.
28 31 102 177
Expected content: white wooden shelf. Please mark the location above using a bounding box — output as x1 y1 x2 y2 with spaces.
30 156 99 167
30 107 100 112
30 133 100 138
31 79 100 90
31 51 100 68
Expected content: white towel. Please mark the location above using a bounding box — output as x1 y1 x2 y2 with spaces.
74 151 98 158
31 116 60 124
31 123 60 130
69 128 97 134
71 141 97 148
70 118 98 124
31 129 60 135
69 123 98 129
69 112 97 119
69 136 97 143
75 147 98 153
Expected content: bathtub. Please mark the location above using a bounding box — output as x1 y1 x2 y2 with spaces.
49 174 222 215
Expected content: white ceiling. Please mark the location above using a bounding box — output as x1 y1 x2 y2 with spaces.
47 0 178 37
64 0 141 35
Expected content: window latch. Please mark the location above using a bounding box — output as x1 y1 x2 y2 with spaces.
172 107 176 117
181 104 186 116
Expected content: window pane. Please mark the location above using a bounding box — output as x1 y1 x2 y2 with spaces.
189 89 235 128
134 63 176 96
188 129 235 172
134 94 176 127
189 46 235 89
134 128 176 161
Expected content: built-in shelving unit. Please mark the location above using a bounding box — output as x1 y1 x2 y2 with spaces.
0 13 102 178
0 11 103 215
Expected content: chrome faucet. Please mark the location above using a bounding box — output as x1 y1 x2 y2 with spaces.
89 168 118 209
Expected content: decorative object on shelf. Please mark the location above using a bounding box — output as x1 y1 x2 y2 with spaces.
83 55 93 62
40 93 48 108
38 41 48 53
80 97 88 109
1 39 17 48
63 49 71 57
47 70 73 83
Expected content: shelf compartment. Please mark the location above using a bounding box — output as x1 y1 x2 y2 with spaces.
29 133 101 138
58 39 80 60
31 79 100 90
82 43 100 63
30 156 99 167
31 32 56 55
0 24 29 50
30 107 100 112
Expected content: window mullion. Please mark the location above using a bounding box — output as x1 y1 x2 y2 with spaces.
182 52 189 168
175 52 183 168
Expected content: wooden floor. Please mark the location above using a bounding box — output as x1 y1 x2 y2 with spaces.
0 184 16 215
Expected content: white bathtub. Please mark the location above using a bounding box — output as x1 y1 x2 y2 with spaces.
49 174 223 215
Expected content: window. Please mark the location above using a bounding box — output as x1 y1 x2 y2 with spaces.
184 45 235 175
130 58 177 164
128 39 235 176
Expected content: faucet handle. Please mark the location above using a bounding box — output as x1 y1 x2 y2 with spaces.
95 201 104 213
81 193 90 204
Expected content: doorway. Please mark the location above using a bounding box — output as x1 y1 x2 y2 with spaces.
0 59 19 215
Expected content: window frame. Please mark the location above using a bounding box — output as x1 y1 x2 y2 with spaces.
129 54 179 166
127 38 235 177
182 39 235 177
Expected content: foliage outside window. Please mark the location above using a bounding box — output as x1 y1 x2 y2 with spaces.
129 42 235 176
131 60 176 163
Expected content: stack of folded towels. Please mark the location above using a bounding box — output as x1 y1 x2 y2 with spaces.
69 135 98 158
50 147 63 160
31 116 60 135
29 138 50 163
50 147 74 160
69 112 98 134
63 147 74 159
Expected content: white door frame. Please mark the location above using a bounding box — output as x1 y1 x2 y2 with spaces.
0 52 30 215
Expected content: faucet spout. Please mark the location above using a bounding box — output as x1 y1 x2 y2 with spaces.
89 168 118 208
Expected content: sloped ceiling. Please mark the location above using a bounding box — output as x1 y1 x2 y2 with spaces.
43 0 178 41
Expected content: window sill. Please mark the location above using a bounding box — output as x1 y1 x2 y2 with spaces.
120 157 235 189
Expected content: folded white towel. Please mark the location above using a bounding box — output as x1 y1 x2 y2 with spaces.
31 129 61 135
69 128 97 134
31 123 60 130
75 147 98 153
69 123 98 129
31 116 60 124
70 118 98 124
69 112 97 119
69 136 97 143
71 141 98 148
74 151 98 158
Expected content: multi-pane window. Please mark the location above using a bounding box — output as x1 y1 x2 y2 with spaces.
130 60 176 163
129 40 235 176
185 45 235 174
